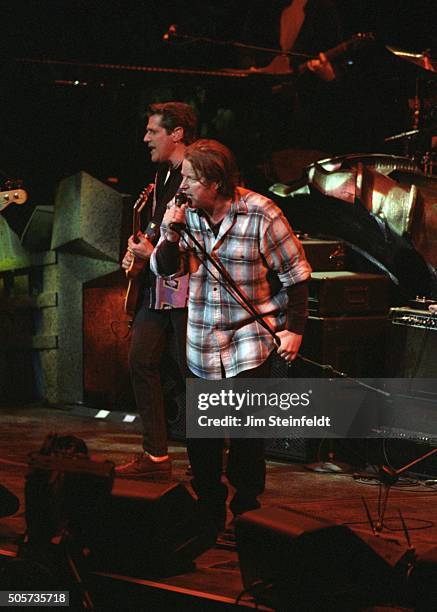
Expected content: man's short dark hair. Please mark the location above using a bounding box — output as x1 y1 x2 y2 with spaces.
184 139 240 200
147 102 197 144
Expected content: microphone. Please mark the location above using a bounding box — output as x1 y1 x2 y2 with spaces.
169 191 189 233
163 24 177 41
175 191 191 207
168 222 186 234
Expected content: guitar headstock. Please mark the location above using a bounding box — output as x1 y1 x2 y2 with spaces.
133 183 154 213
0 188 28 211
348 32 375 49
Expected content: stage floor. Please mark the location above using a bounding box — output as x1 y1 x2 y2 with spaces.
1 404 436 610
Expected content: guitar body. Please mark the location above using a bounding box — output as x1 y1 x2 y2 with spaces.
123 184 154 318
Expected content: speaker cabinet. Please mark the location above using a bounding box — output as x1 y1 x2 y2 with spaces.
287 314 389 378
236 507 408 610
83 277 187 439
83 277 134 411
386 308 437 377
265 315 388 463
377 308 437 454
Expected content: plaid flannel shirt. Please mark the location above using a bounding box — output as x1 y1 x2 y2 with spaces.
151 187 311 379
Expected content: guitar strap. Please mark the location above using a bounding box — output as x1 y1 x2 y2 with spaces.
146 163 189 309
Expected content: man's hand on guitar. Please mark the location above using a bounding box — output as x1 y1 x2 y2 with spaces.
126 233 154 262
121 250 134 270
306 52 336 81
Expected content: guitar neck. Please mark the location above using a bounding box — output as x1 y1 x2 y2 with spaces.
132 208 142 242
132 183 154 242
298 33 374 74
324 40 354 63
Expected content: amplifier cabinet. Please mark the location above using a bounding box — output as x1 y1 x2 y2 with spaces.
309 272 389 316
301 239 346 272
280 314 389 378
267 315 389 463
264 437 319 462
386 307 437 377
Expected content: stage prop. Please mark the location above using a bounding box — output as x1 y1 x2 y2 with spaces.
0 172 131 405
21 205 54 252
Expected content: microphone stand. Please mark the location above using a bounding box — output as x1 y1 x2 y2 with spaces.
164 26 315 61
170 223 281 347
169 221 395 397
170 221 437 488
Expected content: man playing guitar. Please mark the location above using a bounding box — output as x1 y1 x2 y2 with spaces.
117 102 197 478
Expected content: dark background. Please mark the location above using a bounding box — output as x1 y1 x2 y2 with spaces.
1 1 436 234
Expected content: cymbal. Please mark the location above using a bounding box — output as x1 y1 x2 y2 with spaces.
384 127 437 142
386 45 437 73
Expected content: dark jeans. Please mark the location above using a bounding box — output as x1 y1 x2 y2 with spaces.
129 303 187 456
187 354 273 526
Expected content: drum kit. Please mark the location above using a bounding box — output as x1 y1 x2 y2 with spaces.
165 27 437 298
269 41 437 301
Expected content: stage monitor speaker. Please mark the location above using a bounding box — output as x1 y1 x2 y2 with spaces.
85 479 214 576
236 507 408 610
0 484 19 518
20 205 54 252
410 546 437 611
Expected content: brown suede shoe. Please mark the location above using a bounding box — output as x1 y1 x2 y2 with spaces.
115 454 172 480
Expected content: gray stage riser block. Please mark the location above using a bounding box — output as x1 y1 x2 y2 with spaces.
51 171 124 262
21 206 54 252
0 217 33 271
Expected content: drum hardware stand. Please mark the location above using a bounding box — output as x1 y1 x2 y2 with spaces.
374 446 437 534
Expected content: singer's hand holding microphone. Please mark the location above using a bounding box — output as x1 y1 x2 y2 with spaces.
166 192 189 242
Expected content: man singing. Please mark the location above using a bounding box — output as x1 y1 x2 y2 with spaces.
151 139 311 531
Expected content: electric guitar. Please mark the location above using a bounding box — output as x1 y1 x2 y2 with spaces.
297 32 375 75
250 32 374 76
124 183 155 317
0 188 28 211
